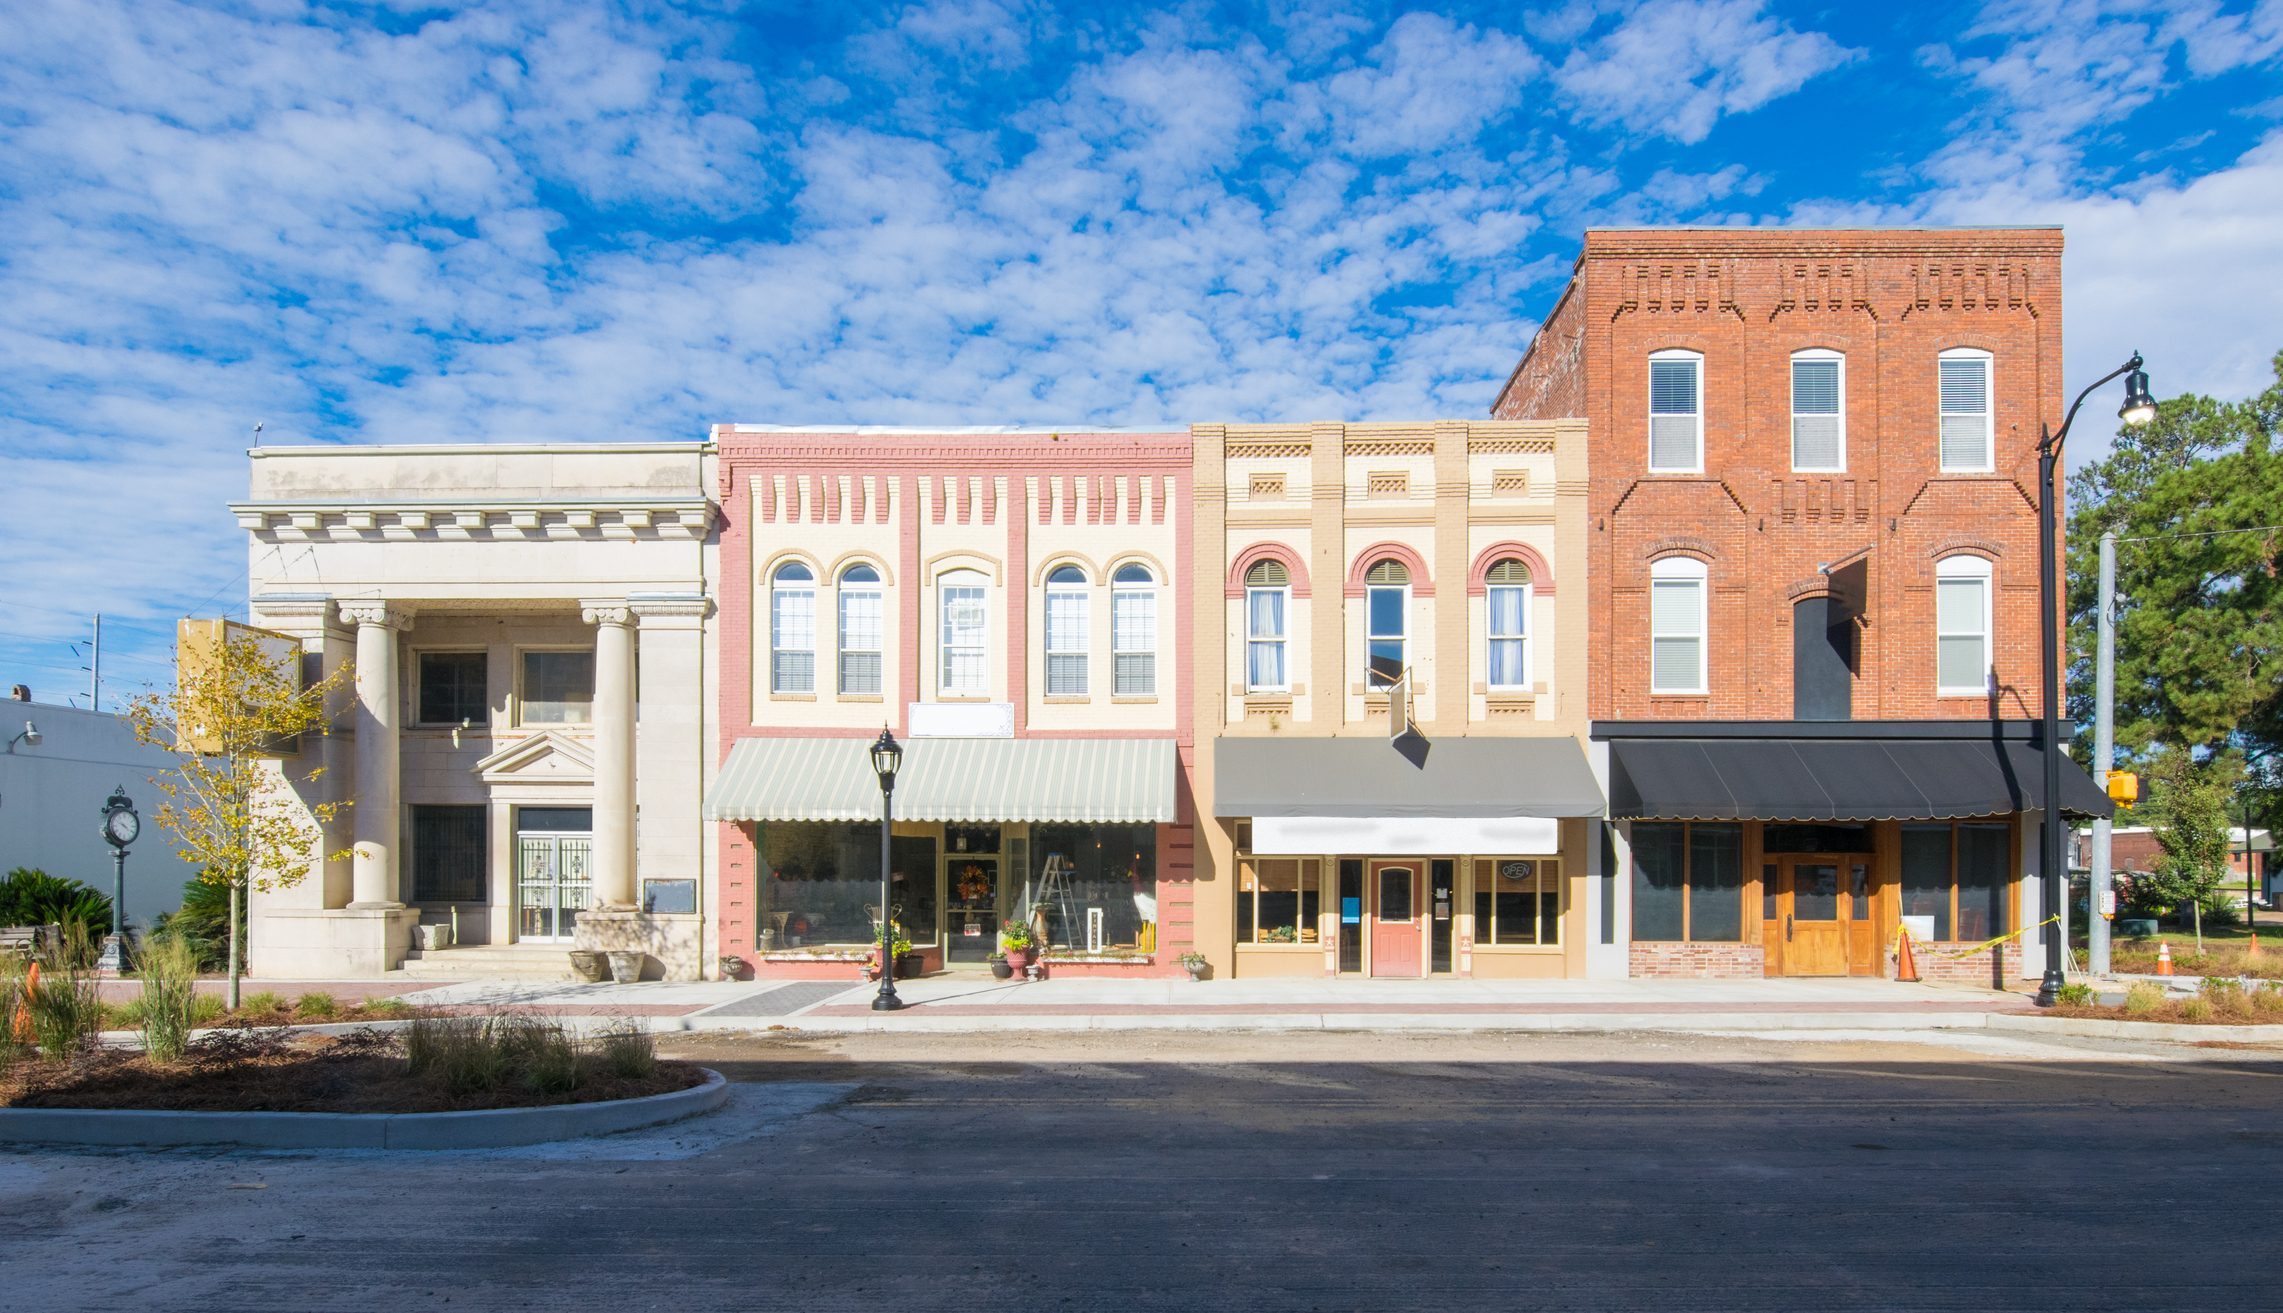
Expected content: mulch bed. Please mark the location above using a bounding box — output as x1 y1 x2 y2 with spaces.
2 1031 703 1114
2039 1001 2283 1026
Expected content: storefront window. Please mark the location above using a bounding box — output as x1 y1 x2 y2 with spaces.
1473 858 1560 945
1902 821 2010 943
1237 855 1322 945
1028 823 1157 951
1630 822 1743 942
759 823 939 949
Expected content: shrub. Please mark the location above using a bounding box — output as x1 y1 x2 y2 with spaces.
404 1014 515 1095
2055 983 2096 1007
2253 984 2283 1017
2123 981 2168 1015
24 959 100 1059
359 997 413 1019
294 992 340 1021
151 877 239 972
501 1016 580 1095
190 994 226 1025
2199 976 2247 1013
137 934 203 1061
595 1023 656 1080
0 869 114 946
0 955 28 1065
238 991 287 1016
2179 996 2215 1022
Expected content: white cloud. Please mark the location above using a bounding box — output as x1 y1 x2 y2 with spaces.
1551 0 1858 144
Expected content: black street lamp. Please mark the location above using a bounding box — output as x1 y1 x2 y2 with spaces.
869 728 905 1013
2035 353 2157 1008
97 784 140 976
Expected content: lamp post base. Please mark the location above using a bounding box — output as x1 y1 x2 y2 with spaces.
870 988 904 1012
2033 969 2065 1008
95 933 131 978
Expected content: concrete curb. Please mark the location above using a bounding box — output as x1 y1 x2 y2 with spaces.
699 1010 2007 1035
0 1068 730 1150
1985 1014 2283 1044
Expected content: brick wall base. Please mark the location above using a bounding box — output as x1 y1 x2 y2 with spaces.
1896 941 2020 989
1630 942 1766 978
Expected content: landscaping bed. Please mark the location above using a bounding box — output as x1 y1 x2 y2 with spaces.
3 1019 701 1114
2106 942 2283 980
2042 977 2283 1025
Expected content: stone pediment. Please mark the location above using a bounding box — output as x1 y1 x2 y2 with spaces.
474 731 595 785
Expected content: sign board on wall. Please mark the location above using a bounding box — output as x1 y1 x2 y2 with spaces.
1250 814 1561 856
907 702 1015 738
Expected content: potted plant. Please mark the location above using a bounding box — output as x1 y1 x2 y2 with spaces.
1178 951 1209 981
867 923 913 981
989 953 1013 980
999 920 1037 974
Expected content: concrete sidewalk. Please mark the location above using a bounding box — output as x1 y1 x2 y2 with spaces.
363 974 2028 1034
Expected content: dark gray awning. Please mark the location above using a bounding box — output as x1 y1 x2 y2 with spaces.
1605 737 2114 822
1214 737 1605 818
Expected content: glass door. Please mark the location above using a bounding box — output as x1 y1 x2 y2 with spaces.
516 832 592 943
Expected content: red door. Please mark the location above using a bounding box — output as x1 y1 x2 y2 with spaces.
1370 861 1422 977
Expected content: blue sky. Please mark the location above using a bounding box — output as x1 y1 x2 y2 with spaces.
4 0 2280 705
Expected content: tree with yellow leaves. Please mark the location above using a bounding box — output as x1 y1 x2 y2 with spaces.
122 624 352 1008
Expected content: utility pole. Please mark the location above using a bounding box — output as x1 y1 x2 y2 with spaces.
88 614 101 713
2090 533 2116 976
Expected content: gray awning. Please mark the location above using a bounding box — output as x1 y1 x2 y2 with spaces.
1213 736 1605 818
704 736 1176 824
1606 737 2115 822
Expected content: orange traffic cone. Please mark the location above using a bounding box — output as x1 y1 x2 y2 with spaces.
11 960 37 1044
1895 929 1921 983
2157 941 2174 976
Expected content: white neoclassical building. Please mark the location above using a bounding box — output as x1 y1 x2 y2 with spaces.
235 444 718 979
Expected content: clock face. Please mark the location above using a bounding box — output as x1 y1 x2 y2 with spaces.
105 808 139 846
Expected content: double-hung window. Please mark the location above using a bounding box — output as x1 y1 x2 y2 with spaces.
938 570 988 695
1044 565 1089 696
1935 555 1992 697
1364 559 1408 690
417 651 488 726
1939 349 1993 471
770 562 816 694
1649 557 1707 696
1244 560 1289 692
1485 558 1531 689
1791 350 1845 471
1111 563 1156 697
837 563 882 696
1648 350 1703 472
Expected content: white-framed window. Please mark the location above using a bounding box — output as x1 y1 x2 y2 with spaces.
1791 349 1845 471
1935 555 1994 697
1244 559 1289 692
837 563 883 696
1939 349 1993 472
770 561 815 694
938 569 988 695
1648 349 1703 473
1044 564 1089 696
1485 558 1532 689
1365 559 1409 690
1649 557 1708 696
1112 562 1157 697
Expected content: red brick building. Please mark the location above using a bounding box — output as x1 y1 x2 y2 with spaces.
1495 228 2113 983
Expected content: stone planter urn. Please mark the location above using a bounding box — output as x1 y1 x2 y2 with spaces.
567 950 608 983
1003 947 1033 976
989 956 1014 980
606 950 644 984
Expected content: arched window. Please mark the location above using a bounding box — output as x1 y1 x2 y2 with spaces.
1649 349 1703 473
938 569 988 695
1244 559 1289 692
1939 348 1993 472
1365 559 1409 689
1485 558 1531 689
1112 563 1156 697
1648 558 1707 695
770 561 816 694
1792 349 1845 472
837 563 882 696
1044 564 1089 696
1935 556 1993 696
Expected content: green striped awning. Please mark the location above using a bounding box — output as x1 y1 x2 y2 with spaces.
704 736 1177 824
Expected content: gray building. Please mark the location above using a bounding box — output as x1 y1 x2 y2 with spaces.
1 691 190 935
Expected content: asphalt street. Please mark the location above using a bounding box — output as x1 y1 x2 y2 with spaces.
3 1028 2280 1312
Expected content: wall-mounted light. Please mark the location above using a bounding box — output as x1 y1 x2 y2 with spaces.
5 722 40 753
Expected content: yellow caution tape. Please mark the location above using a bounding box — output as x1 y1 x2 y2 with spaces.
1896 914 2058 960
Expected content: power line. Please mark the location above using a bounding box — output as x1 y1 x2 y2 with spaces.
2118 523 2283 545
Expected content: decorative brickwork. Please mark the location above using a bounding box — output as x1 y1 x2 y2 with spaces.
1629 942 1766 978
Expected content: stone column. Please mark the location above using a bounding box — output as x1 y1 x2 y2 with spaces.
339 601 412 908
632 594 711 977
584 600 637 910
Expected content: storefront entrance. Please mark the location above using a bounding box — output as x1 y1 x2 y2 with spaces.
515 807 593 944
1369 860 1422 976
1764 854 1873 977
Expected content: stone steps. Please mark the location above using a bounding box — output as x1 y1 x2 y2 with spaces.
396 946 577 981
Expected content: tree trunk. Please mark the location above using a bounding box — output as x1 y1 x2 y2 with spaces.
227 880 242 1011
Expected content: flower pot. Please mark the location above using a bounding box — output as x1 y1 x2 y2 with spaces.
1004 947 1033 975
1183 962 1209 981
989 957 1014 980
897 952 924 979
606 950 644 984
416 923 451 952
568 950 609 983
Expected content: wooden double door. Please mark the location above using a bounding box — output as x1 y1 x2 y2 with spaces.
1764 855 1876 977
